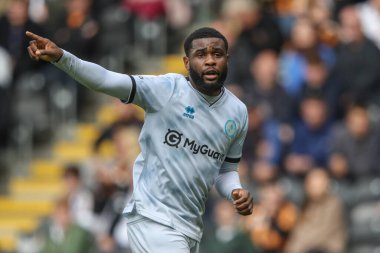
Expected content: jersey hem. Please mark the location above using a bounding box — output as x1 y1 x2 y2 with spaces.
123 206 202 242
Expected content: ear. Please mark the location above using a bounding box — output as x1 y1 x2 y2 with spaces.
183 56 190 71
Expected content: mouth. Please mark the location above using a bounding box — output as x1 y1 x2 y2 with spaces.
202 70 219 82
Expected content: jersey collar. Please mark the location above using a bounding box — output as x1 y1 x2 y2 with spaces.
185 76 226 107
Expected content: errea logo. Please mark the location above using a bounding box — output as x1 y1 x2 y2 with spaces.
183 106 195 119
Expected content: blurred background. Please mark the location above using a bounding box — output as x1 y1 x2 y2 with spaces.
0 0 380 252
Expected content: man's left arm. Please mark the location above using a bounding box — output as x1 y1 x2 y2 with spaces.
215 109 253 215
215 171 253 215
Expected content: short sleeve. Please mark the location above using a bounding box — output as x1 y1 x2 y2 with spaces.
220 108 249 172
121 74 176 112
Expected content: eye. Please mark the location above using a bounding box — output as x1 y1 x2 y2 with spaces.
214 51 225 57
196 52 205 58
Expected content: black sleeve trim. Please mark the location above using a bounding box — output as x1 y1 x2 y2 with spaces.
126 75 136 104
224 157 241 163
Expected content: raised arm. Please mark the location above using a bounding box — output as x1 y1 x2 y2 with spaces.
26 31 133 100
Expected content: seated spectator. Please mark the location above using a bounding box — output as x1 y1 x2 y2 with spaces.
285 169 347 253
285 95 333 176
329 105 380 180
226 0 284 85
243 180 298 253
62 165 94 231
250 160 279 188
299 54 343 120
244 50 294 123
38 197 97 253
279 16 335 98
91 124 138 253
0 0 45 79
51 0 99 60
335 5 380 107
275 0 339 47
243 104 285 167
201 199 259 253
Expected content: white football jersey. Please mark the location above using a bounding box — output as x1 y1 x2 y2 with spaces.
122 73 248 242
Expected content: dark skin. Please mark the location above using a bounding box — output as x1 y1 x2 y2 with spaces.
183 38 228 96
26 31 254 216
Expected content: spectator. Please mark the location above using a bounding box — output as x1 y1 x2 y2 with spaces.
201 199 259 253
244 50 293 123
165 0 193 54
285 95 333 175
335 5 380 107
0 0 47 149
62 165 94 231
243 180 298 253
38 197 97 253
0 0 45 79
91 124 138 253
329 105 380 180
51 0 99 60
299 54 343 120
120 0 168 55
243 104 284 167
226 0 284 86
284 169 347 253
308 0 340 47
279 16 335 98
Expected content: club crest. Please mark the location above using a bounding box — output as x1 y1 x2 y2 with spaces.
224 120 237 139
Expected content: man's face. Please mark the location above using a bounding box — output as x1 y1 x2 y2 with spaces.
183 38 228 95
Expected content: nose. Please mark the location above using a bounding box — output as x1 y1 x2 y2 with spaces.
205 53 216 66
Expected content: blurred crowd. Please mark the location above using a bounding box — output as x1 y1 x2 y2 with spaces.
1 0 380 253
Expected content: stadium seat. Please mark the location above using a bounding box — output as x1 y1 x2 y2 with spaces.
53 141 92 162
0 233 16 253
0 217 39 234
162 55 187 74
30 159 64 179
0 197 54 216
96 104 118 126
75 123 99 143
8 178 64 200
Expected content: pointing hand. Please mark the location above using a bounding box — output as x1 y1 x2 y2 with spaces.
26 31 63 63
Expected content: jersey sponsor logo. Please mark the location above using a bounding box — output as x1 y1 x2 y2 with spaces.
163 129 225 161
224 120 237 139
163 129 182 148
183 106 195 119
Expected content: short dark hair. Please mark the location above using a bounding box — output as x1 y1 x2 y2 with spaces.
63 164 81 179
183 27 228 56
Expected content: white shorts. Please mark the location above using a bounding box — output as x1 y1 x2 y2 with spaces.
126 213 199 253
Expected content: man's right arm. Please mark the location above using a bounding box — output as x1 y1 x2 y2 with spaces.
26 31 133 101
53 50 133 100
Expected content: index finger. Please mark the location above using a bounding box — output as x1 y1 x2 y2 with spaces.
25 31 44 41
